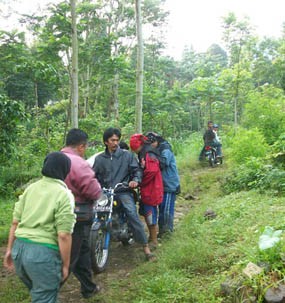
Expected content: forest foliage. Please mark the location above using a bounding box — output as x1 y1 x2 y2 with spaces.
0 0 285 197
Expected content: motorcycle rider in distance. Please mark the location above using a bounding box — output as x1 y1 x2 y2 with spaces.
212 124 222 158
92 127 155 261
199 121 222 160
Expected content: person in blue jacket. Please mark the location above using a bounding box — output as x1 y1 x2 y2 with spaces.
145 132 180 238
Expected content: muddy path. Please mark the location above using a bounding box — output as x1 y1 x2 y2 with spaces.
0 198 193 302
58 197 192 302
1 164 218 302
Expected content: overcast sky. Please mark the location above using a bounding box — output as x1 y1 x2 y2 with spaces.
164 0 285 58
1 0 284 59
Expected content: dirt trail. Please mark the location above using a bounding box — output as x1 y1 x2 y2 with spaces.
0 198 192 302
58 198 191 302
1 163 218 302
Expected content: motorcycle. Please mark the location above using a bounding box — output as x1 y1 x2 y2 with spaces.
204 145 223 167
90 182 133 273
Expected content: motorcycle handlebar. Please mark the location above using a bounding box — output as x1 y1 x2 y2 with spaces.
114 182 129 190
103 182 130 192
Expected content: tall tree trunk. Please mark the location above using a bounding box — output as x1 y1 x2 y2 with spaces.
234 45 242 133
83 64 90 117
113 72 119 121
70 0 79 128
34 82 38 117
135 0 143 133
113 44 119 121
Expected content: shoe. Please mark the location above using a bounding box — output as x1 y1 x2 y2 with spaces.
145 253 157 262
148 241 158 250
157 231 172 240
82 285 100 299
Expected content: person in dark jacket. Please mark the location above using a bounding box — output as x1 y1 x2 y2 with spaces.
199 121 216 161
93 127 155 261
145 132 180 238
130 134 163 249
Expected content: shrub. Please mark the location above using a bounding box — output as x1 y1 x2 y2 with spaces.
223 157 285 195
242 85 285 145
228 127 269 164
0 95 26 164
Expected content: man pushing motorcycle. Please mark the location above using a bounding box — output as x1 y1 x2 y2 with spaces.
92 127 156 261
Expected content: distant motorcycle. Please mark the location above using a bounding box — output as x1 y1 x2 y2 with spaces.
204 145 223 167
90 182 133 273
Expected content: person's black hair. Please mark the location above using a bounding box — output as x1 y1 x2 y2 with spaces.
103 127 121 143
66 128 88 146
42 152 71 181
207 121 213 125
119 141 129 150
145 131 164 144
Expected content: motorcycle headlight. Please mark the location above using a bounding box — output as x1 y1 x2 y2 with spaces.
96 194 109 207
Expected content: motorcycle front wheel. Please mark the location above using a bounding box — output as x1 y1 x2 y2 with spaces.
90 228 110 273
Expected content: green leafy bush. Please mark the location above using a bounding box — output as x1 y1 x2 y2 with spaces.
271 134 285 167
223 157 285 195
242 85 285 145
0 95 26 164
228 127 269 164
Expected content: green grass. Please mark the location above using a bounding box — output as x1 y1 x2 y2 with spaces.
0 277 30 302
0 197 14 245
92 144 285 303
1 139 285 302
99 188 285 302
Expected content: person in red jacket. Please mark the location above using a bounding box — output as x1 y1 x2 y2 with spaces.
130 134 163 249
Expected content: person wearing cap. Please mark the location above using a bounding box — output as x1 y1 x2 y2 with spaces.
93 127 155 261
130 134 163 249
145 132 180 238
4 152 76 303
61 128 101 299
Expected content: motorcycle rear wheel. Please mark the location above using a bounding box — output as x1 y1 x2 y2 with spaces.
209 155 216 167
90 228 109 273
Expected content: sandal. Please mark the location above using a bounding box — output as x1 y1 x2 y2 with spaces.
148 241 159 250
145 253 157 262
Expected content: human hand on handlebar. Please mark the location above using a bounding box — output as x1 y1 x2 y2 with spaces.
128 181 138 188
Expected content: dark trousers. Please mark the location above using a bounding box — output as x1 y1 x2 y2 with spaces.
158 192 176 233
70 223 97 296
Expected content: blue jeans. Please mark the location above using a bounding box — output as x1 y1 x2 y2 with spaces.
158 192 176 234
139 203 158 226
212 142 222 156
12 239 62 303
117 193 148 244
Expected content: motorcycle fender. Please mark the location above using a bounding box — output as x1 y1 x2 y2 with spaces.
91 221 101 231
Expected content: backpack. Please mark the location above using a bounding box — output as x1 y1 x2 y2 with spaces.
140 153 163 206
